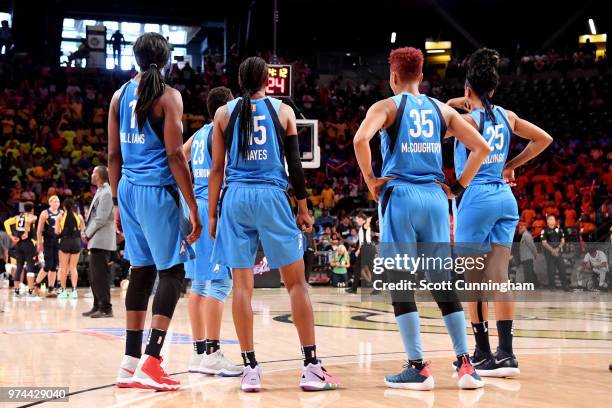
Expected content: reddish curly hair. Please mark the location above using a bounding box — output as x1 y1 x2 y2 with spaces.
389 47 423 82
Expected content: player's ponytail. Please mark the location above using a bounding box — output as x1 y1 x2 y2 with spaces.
133 33 170 129
237 56 269 159
466 48 500 123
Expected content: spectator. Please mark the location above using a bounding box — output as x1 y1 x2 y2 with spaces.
330 244 350 287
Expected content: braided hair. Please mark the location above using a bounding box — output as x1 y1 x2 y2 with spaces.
466 48 500 123
236 57 269 159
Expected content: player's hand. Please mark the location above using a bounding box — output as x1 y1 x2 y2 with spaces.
297 210 314 233
435 180 456 199
447 97 472 112
365 176 395 202
208 215 217 240
36 243 43 253
21 233 27 240
11 236 19 245
186 209 202 244
114 206 122 233
502 167 516 187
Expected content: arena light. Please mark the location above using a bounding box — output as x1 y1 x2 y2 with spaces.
589 18 597 35
390 32 396 44
426 49 444 53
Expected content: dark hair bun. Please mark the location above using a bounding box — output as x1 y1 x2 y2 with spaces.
466 48 500 96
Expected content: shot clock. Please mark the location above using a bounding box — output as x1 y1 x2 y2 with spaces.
266 64 292 97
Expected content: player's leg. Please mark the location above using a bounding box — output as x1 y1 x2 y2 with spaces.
57 250 69 298
257 188 338 391
199 276 242 376
13 244 26 296
187 279 207 373
424 184 483 389
68 251 80 298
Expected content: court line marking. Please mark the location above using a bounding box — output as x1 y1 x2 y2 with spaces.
16 346 612 407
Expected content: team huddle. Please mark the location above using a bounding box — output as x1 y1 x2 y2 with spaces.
105 33 551 393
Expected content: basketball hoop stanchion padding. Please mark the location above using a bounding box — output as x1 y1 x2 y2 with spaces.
296 119 320 169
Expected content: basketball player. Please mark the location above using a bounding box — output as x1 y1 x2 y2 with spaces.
36 195 62 297
209 57 338 392
54 198 84 299
183 86 242 377
107 32 201 391
4 202 38 297
354 47 491 390
448 48 553 377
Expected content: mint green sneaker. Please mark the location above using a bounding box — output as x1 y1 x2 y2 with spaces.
57 289 68 299
70 288 78 299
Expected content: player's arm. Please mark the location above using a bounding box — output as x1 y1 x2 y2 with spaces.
208 105 228 239
503 111 553 176
36 210 48 252
161 88 201 244
446 97 472 112
280 103 313 232
354 99 395 200
441 104 492 196
183 135 194 162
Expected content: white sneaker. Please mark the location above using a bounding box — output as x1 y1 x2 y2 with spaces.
199 349 244 377
188 351 205 373
116 355 139 388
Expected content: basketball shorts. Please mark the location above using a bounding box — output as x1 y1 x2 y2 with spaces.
378 182 451 281
454 182 519 254
190 276 232 302
118 178 194 270
59 237 81 254
184 197 231 282
211 184 303 269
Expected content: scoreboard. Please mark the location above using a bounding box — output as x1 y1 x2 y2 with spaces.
265 64 292 97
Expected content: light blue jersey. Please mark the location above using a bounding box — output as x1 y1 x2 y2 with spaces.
190 123 213 199
224 96 288 189
454 106 512 184
211 96 303 269
381 93 446 185
453 105 518 253
118 80 174 186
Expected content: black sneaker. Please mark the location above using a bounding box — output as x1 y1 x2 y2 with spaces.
476 349 520 378
91 310 114 318
82 307 99 317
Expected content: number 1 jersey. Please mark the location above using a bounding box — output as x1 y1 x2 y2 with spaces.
118 80 174 186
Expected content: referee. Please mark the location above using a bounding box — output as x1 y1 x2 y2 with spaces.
540 215 569 291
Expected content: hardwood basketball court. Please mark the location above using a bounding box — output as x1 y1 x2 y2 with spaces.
0 287 610 407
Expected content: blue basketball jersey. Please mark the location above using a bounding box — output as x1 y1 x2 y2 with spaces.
118 80 174 186
224 96 288 189
190 123 213 199
454 106 512 184
380 93 446 185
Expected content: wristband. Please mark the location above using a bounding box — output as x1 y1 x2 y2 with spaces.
112 197 118 206
450 181 466 196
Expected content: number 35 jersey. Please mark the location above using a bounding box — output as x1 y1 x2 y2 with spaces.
455 106 512 185
380 92 446 185
118 80 175 186
225 96 288 189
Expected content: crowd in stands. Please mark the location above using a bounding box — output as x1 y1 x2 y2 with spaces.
0 47 610 284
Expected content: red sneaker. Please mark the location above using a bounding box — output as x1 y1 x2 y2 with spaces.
131 355 180 391
457 355 484 389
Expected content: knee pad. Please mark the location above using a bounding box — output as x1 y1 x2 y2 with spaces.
152 264 185 318
125 265 156 311
431 289 464 316
207 277 232 302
